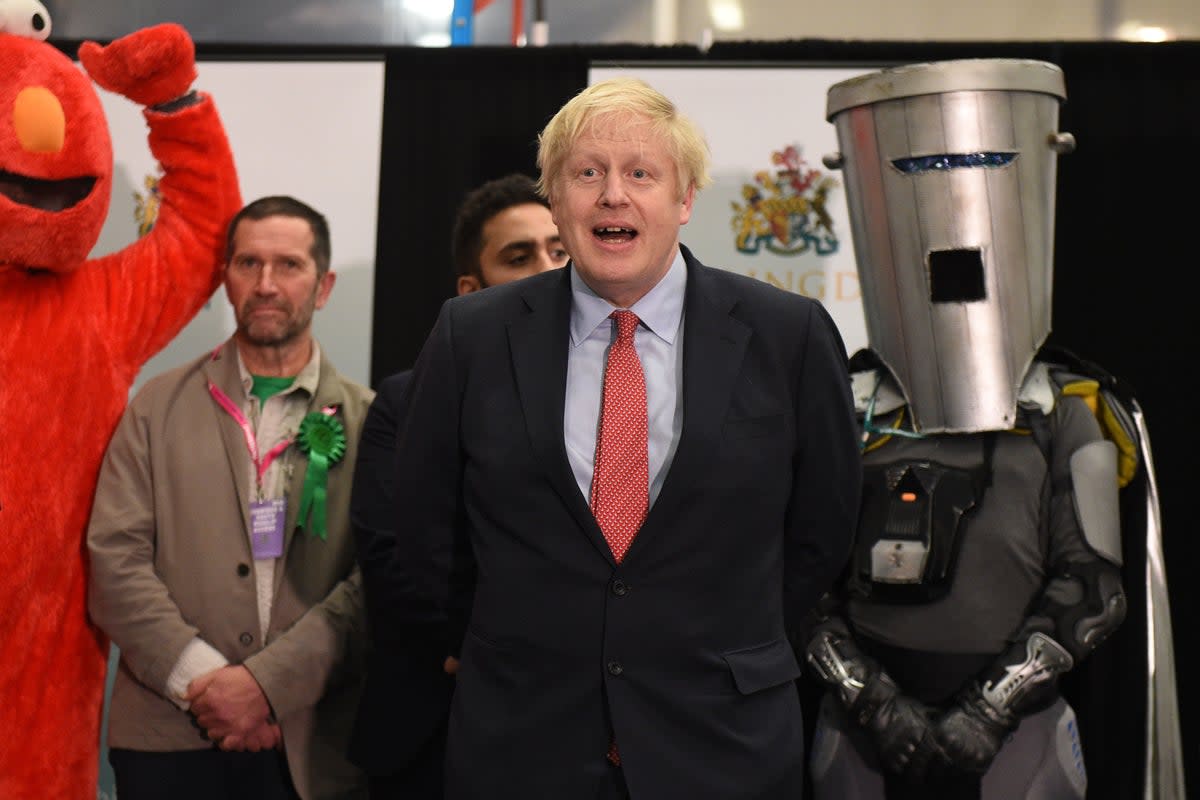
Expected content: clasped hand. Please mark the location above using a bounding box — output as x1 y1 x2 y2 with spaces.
927 684 1016 776
185 665 280 752
869 688 1013 783
865 692 946 781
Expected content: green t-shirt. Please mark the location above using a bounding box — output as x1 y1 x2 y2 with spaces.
250 374 296 404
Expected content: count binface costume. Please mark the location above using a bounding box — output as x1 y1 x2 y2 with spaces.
805 59 1184 799
0 4 240 797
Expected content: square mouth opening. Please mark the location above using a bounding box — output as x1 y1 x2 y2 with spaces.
929 248 985 302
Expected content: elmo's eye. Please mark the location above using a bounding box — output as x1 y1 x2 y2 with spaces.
0 0 53 42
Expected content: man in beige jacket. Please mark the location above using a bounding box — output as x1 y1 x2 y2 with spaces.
88 195 374 800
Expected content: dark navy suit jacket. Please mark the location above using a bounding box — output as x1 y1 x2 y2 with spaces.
393 246 862 799
348 368 454 791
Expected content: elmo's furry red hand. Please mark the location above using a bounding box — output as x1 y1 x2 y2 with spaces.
78 22 196 108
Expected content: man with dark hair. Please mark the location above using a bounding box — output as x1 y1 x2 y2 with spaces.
451 172 568 294
348 173 567 798
225 195 333 275
87 195 373 800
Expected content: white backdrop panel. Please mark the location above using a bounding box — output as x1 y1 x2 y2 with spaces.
94 59 385 389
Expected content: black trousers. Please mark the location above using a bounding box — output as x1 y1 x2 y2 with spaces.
109 747 300 800
365 720 447 800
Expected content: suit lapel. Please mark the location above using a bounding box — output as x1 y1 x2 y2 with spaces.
508 270 613 560
634 255 750 552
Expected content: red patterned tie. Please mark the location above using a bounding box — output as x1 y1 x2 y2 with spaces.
590 310 648 564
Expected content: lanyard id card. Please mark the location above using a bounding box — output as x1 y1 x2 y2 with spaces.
250 498 287 559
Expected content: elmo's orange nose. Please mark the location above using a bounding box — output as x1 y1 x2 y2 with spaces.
13 86 65 153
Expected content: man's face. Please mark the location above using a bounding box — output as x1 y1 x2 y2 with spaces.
224 215 335 349
458 202 568 294
550 114 693 308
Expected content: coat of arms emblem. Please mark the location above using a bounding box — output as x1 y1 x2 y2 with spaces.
731 144 839 257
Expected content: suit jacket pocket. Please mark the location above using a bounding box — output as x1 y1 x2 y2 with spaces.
723 637 802 695
466 626 515 653
722 412 785 440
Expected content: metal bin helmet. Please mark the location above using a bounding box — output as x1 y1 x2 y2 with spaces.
825 59 1075 433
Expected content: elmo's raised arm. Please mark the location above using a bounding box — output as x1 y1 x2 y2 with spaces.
80 23 242 373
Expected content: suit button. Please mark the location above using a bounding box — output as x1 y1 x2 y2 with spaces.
236 563 250 577
239 632 254 646
611 579 628 597
607 661 623 676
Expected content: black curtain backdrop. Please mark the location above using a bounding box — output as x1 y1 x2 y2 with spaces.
373 39 1198 799
371 44 702 385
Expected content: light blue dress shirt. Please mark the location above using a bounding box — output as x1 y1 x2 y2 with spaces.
564 248 687 508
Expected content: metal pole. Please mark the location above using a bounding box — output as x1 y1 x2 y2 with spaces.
450 0 475 45
530 0 548 45
1098 0 1120 38
653 0 678 45
512 0 525 45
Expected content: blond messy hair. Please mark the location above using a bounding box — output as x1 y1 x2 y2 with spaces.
536 77 712 203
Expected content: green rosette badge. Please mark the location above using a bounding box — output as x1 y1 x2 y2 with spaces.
296 411 347 540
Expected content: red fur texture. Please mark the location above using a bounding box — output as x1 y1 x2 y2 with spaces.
0 27 241 799
78 22 198 109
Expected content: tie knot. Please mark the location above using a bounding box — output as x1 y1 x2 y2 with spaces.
612 310 640 342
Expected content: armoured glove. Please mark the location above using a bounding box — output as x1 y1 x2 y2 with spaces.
931 681 1018 775
853 668 945 779
806 618 945 780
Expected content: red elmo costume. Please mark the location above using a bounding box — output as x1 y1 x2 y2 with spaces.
0 17 240 799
